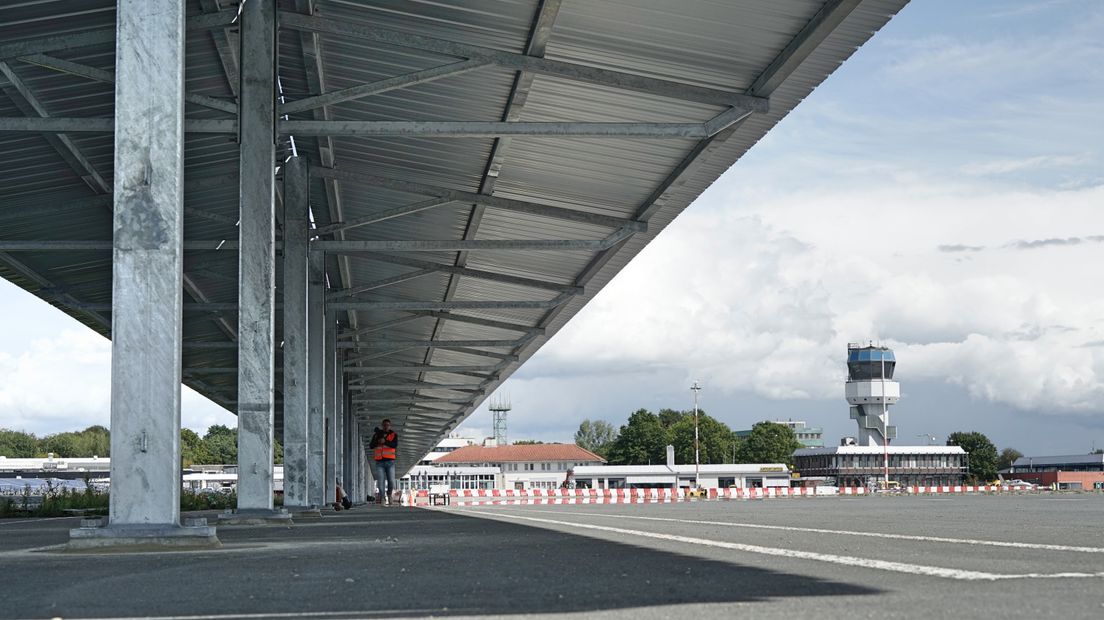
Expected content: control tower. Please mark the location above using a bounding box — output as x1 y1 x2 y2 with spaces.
845 343 899 446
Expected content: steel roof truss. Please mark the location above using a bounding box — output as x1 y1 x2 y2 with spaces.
314 198 454 236
0 61 111 194
14 54 237 114
281 59 492 114
277 12 769 112
310 166 645 231
402 309 542 334
355 252 580 295
326 268 436 301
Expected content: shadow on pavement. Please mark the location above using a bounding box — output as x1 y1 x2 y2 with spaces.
0 507 880 618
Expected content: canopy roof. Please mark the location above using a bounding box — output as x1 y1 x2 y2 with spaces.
0 0 907 473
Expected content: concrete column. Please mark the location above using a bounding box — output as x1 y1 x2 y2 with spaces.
281 157 310 510
324 317 338 505
307 252 326 507
229 0 286 523
71 0 216 549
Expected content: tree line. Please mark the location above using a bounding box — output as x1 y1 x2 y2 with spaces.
0 425 282 467
575 409 803 466
573 413 1045 481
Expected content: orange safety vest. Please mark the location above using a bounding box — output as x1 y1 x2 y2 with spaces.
374 432 397 461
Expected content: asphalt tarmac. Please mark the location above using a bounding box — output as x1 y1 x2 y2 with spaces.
1 494 1101 619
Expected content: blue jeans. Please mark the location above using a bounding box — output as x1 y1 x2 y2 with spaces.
375 459 396 500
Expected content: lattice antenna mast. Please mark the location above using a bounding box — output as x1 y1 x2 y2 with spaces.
489 395 511 446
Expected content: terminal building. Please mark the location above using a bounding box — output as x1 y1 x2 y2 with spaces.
793 344 967 487
1005 454 1104 490
408 442 605 491
574 446 791 490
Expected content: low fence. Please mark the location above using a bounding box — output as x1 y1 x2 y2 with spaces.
403 484 1059 506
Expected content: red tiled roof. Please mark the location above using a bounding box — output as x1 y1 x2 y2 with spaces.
434 444 605 464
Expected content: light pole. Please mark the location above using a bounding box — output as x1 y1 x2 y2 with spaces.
691 381 702 488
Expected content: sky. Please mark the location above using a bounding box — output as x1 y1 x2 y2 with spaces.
2 1 1102 456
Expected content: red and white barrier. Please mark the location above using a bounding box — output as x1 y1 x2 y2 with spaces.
399 484 1046 506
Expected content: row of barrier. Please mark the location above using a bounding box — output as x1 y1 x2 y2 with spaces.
401 484 1045 506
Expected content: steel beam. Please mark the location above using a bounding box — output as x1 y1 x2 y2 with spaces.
281 156 311 509
0 29 116 60
349 383 483 392
336 339 521 349
277 12 769 111
325 269 435 300
327 295 570 312
281 59 491 114
401 310 542 334
234 0 278 514
312 234 629 253
434 347 519 362
356 253 581 295
0 117 719 139
313 198 453 236
337 315 425 339
345 365 499 374
281 120 712 138
310 166 645 231
0 117 235 133
0 61 111 194
353 398 471 405
14 54 237 113
200 0 239 98
746 0 863 98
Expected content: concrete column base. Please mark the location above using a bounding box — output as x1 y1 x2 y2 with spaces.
217 508 294 526
68 518 220 551
285 506 323 519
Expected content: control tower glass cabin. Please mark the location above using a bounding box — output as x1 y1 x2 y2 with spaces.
845 344 899 446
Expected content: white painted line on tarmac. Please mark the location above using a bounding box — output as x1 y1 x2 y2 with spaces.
472 511 1104 582
513 508 1104 554
0 516 79 526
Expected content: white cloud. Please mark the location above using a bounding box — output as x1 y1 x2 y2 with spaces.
961 155 1088 177
531 172 1104 417
0 329 111 433
0 328 235 436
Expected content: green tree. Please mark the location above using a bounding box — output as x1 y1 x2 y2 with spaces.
736 421 802 465
574 419 618 457
947 431 999 482
202 425 238 464
74 425 110 457
657 408 687 429
513 439 544 445
273 438 283 465
40 432 80 458
997 447 1023 472
0 428 39 457
668 413 739 465
606 409 667 465
181 428 212 467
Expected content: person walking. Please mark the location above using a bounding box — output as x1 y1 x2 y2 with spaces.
370 419 398 506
